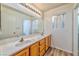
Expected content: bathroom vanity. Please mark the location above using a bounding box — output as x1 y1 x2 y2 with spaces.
0 34 51 56
0 4 48 56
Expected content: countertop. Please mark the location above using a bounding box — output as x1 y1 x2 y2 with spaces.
0 34 50 56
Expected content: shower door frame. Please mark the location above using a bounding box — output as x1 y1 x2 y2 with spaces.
73 4 78 56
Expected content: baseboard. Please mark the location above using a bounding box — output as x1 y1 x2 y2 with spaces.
52 46 72 54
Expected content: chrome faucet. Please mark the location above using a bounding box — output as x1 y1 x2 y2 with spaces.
41 32 44 35
19 37 24 42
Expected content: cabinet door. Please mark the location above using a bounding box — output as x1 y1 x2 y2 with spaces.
40 48 45 56
39 38 46 56
46 35 51 51
40 39 45 45
39 39 45 52
16 53 26 56
49 35 51 47
16 48 29 56
30 42 40 56
25 48 29 56
46 36 50 51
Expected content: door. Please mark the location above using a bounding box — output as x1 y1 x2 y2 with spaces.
52 15 65 49
52 11 73 52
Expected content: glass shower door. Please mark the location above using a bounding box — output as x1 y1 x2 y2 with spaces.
73 5 79 55
76 6 79 55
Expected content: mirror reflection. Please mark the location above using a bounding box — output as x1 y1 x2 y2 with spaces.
0 4 43 39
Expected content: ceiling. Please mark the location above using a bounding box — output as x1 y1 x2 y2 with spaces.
30 3 67 12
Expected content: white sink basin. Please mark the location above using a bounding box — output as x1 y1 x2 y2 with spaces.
14 40 33 47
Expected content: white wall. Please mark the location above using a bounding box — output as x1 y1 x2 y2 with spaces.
44 4 74 53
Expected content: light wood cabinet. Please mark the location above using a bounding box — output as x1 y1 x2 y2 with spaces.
14 35 51 56
15 48 29 56
39 38 46 56
46 36 49 51
40 48 45 56
30 42 40 56
45 35 51 51
39 39 45 51
49 35 51 47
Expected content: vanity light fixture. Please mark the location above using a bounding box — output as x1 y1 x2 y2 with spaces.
19 3 41 16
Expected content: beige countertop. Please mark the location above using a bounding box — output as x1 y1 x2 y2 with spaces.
0 34 50 56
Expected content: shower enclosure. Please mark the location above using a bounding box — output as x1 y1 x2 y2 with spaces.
76 5 79 55
73 4 79 56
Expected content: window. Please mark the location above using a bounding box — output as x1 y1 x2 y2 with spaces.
52 16 57 29
32 19 39 33
52 14 65 29
23 20 31 35
60 14 64 29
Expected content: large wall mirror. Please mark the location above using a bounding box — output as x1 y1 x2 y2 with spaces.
0 4 43 40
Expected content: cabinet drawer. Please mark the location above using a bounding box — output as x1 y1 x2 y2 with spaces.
31 42 39 48
40 39 45 45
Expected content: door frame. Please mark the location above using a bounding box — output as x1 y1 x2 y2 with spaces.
73 4 78 56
